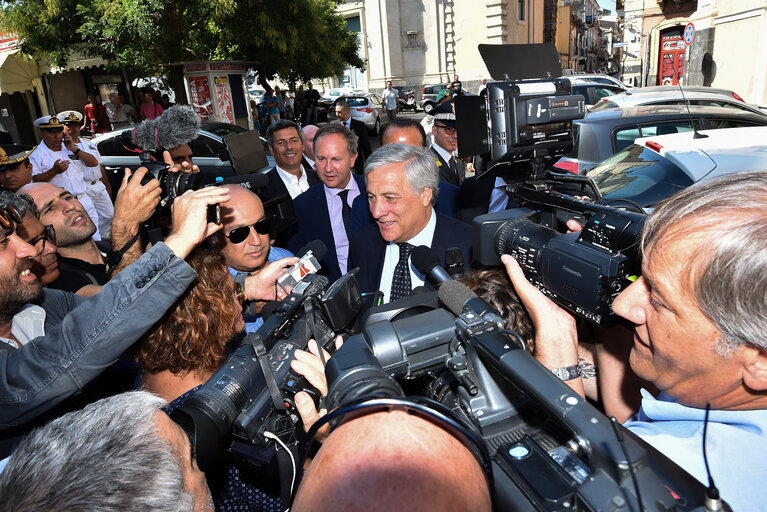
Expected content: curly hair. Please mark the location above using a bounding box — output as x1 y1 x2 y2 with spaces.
460 267 535 353
134 247 242 375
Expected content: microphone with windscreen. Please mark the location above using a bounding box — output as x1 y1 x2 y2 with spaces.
445 247 465 279
412 245 451 288
121 105 200 153
276 240 328 292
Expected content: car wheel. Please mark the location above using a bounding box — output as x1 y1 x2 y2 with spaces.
373 118 380 135
423 102 434 115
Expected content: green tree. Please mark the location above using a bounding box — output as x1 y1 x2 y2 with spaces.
0 0 363 102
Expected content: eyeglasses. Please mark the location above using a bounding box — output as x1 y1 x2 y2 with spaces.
224 219 272 244
435 124 457 135
28 225 56 256
0 204 22 235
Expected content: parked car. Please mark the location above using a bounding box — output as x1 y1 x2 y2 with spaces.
322 87 364 102
94 121 274 193
420 83 476 114
585 125 767 210
554 105 767 174
561 77 628 106
590 86 765 115
327 93 384 134
561 73 632 88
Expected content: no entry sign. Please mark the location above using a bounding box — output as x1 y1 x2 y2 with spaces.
684 22 695 46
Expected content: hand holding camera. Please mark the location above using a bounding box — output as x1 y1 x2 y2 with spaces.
164 187 230 259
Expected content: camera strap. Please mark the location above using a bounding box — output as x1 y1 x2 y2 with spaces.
251 335 287 412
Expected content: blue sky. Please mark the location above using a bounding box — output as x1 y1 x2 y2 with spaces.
597 0 616 13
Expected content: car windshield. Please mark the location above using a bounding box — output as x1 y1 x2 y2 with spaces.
586 145 694 208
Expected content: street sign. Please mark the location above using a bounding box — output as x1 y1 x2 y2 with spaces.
613 42 629 47
684 22 695 46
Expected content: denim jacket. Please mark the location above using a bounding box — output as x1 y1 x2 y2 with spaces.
0 242 196 431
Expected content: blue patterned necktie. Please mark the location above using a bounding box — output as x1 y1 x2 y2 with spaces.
390 242 414 301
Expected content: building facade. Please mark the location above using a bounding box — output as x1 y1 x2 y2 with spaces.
335 0 545 95
619 0 767 105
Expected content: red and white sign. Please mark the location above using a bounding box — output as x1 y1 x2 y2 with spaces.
214 76 235 124
684 23 695 46
0 32 19 53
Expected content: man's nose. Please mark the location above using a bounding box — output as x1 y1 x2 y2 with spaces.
612 277 647 325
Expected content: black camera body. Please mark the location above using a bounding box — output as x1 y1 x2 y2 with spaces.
473 190 644 326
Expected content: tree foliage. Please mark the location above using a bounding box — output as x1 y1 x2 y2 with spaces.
0 0 364 99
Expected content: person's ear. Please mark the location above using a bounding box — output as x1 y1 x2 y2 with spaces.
419 187 433 207
741 346 767 391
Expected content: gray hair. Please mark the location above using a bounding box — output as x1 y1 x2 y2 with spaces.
0 191 37 217
314 123 358 158
641 171 767 354
364 143 439 205
0 391 195 512
266 119 302 147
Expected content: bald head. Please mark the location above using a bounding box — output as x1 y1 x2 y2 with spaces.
302 125 319 161
293 410 491 512
216 185 271 272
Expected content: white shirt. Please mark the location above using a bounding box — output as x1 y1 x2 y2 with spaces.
76 139 103 183
379 209 437 303
275 164 311 199
431 142 454 164
30 142 87 195
382 88 399 110
0 304 46 349
324 178 361 276
303 154 315 170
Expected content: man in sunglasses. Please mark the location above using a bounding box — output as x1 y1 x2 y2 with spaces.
214 184 299 332
429 100 466 186
0 182 231 456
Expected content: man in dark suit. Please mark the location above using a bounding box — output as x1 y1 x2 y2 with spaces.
301 124 319 171
288 124 369 283
334 100 371 174
430 100 466 186
349 143 472 302
455 172 512 224
260 120 320 204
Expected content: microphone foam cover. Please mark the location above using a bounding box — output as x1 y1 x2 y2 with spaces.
411 245 440 275
438 279 478 316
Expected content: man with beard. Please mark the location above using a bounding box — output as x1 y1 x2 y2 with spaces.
0 192 59 286
0 182 232 457
20 168 160 295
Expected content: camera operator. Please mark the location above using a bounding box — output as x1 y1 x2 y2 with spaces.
503 172 767 511
292 408 491 512
0 181 230 457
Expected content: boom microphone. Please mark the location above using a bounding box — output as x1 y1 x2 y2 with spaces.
411 245 450 288
122 105 201 151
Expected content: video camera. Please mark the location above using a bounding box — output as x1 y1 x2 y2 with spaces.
455 43 644 326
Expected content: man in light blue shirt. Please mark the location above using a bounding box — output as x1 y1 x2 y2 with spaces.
213 185 298 332
503 171 767 511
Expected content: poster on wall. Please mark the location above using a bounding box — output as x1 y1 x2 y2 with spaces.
188 76 212 120
214 76 235 124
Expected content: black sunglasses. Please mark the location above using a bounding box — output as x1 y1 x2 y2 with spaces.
225 219 272 244
0 204 22 234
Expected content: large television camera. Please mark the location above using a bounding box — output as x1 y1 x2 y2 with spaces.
455 44 644 326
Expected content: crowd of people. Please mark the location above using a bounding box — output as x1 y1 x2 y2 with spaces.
0 101 765 512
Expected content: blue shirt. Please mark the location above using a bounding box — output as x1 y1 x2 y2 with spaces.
625 389 767 512
228 246 294 333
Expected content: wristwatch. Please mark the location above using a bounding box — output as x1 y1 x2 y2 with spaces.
550 364 581 381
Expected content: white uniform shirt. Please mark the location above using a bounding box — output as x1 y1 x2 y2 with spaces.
76 139 103 183
29 143 86 196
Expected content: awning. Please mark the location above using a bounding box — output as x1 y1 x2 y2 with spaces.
44 52 107 74
0 49 40 95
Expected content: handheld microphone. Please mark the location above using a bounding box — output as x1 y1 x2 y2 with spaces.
445 247 465 279
121 105 200 152
411 245 450 288
438 279 505 332
276 240 328 292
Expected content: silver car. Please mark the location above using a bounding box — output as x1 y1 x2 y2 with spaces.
590 86 765 115
327 94 384 134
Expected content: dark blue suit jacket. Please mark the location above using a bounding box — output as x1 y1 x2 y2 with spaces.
455 174 496 224
259 166 320 204
288 174 368 283
349 212 473 294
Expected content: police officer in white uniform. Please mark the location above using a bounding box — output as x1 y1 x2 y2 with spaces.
29 114 102 241
58 110 114 238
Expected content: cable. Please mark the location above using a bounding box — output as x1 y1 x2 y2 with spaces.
263 430 297 512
